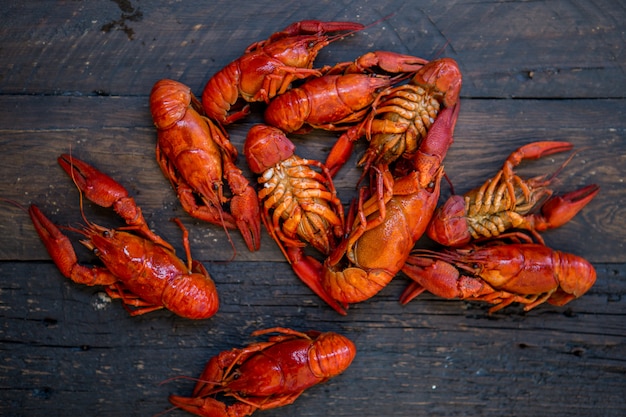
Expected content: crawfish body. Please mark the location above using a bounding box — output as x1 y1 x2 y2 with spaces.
169 327 356 417
427 141 600 247
151 79 261 252
263 51 429 134
401 243 596 313
244 125 346 314
320 103 460 308
29 156 218 319
264 74 393 134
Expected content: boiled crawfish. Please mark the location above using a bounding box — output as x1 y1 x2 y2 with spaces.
244 124 346 314
30 154 219 319
283 103 460 312
201 20 365 125
150 78 261 252
263 51 429 134
400 243 596 313
325 57 462 178
169 327 356 417
426 141 600 247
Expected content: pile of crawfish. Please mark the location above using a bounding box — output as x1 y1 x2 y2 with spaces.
27 20 599 417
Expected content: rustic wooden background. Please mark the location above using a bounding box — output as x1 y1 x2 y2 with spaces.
1 1 624 416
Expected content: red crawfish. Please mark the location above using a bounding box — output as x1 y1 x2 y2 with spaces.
426 140 600 247
400 243 596 314
29 154 219 319
150 78 261 252
244 124 346 314
263 51 429 134
280 103 460 313
168 327 356 417
201 20 366 125
325 57 462 178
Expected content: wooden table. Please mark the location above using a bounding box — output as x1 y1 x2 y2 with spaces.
1 1 624 416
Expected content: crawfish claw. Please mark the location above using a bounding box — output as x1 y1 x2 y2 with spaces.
58 154 174 251
169 395 227 417
536 184 600 231
230 185 262 251
169 395 257 417
29 205 116 286
279 20 365 36
29 204 78 278
504 141 574 168
58 154 128 208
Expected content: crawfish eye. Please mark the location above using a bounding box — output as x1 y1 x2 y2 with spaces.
472 263 480 270
93 248 101 256
103 230 111 238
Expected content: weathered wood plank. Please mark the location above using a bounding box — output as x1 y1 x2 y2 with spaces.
1 1 625 416
0 1 624 98
1 261 624 417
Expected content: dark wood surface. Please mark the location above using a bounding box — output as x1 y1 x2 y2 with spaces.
1 1 625 416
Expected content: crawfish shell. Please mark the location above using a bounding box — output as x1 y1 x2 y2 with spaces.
150 79 193 130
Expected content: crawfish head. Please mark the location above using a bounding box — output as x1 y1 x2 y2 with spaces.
244 124 296 173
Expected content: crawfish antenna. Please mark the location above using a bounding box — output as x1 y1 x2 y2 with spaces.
0 198 29 213
63 151 95 231
324 13 395 45
152 406 179 417
209 200 238 263
540 146 585 187
363 13 396 31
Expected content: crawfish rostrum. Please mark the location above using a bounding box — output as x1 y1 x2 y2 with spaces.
25 18 600 417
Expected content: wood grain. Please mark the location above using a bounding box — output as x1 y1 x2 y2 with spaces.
1 1 624 416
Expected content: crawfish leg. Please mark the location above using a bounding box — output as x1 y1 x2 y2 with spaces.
156 151 239 229
105 283 164 316
192 342 278 397
257 68 323 103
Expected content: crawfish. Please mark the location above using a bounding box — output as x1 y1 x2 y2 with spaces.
325 57 462 178
201 20 365 125
169 327 356 417
30 155 219 319
400 243 596 313
244 124 346 314
150 78 261 252
282 103 459 312
263 51 429 134
426 141 600 247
